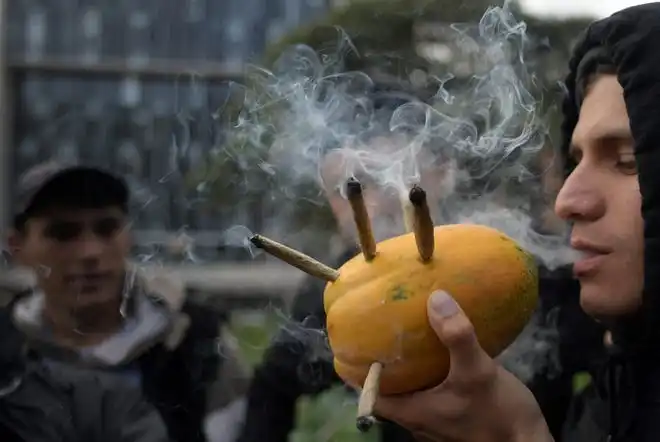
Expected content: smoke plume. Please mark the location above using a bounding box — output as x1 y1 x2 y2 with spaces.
207 2 576 384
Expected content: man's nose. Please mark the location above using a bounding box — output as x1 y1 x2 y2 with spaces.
554 169 606 222
75 234 105 260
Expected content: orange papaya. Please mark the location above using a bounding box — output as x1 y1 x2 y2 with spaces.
323 224 539 395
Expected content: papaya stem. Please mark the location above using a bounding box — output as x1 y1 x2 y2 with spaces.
346 178 377 261
356 361 383 432
409 185 435 261
249 234 340 282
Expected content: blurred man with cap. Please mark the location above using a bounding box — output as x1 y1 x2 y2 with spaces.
2 161 246 442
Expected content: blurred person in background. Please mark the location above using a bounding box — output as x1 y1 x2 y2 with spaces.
1 161 249 442
0 240 169 442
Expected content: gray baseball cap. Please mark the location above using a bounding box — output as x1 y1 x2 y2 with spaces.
14 161 129 223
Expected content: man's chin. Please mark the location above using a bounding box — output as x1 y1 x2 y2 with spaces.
579 286 641 323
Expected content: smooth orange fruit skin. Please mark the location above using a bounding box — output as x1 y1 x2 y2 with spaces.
323 224 539 395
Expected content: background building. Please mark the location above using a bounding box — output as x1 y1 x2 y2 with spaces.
0 0 330 261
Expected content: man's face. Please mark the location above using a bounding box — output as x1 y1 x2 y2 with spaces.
11 206 131 311
319 137 451 241
555 74 644 320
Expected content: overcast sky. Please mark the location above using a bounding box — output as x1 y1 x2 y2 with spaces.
520 0 653 18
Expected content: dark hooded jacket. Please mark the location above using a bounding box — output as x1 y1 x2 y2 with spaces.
558 3 660 441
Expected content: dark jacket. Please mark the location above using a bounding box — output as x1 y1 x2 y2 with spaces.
137 299 225 442
1 270 226 442
0 306 170 442
238 249 599 442
525 267 607 440
559 3 660 440
1 366 172 442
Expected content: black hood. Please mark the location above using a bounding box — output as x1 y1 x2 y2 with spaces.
561 3 660 350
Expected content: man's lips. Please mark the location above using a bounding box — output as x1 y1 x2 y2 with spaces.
571 238 613 277
65 273 110 286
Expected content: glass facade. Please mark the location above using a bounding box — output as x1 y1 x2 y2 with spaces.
6 0 329 261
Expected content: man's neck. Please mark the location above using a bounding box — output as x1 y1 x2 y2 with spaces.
44 297 124 348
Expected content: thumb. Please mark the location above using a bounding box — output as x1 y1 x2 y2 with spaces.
428 290 487 375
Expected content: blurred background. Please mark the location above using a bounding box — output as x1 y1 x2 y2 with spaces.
0 0 650 441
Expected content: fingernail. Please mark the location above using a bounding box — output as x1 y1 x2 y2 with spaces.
430 291 459 318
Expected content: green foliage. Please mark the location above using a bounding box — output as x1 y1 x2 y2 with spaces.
572 372 592 395
263 0 593 74
231 311 378 442
292 387 379 442
263 0 495 71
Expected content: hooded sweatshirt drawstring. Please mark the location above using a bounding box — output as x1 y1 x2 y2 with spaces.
595 341 637 441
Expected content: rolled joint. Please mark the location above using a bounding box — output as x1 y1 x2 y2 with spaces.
346 178 377 261
249 234 340 282
356 361 383 433
409 185 427 207
346 177 363 198
408 185 435 261
248 234 266 249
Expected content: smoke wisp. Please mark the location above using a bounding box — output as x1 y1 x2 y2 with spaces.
208 3 577 273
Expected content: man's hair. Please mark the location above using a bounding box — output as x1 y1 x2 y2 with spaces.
574 46 617 108
13 169 129 232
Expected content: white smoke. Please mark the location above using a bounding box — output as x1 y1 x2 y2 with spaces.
206 3 578 385
209 3 576 270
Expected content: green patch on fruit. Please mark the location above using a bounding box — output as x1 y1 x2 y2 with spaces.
389 285 410 301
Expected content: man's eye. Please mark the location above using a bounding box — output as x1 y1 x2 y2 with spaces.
93 217 122 238
45 222 81 242
616 158 638 175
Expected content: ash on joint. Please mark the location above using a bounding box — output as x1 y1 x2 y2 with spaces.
408 185 427 207
346 177 363 198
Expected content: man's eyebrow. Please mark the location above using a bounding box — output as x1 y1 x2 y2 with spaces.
570 128 633 156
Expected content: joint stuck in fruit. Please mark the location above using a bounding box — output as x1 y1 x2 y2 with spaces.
250 179 539 433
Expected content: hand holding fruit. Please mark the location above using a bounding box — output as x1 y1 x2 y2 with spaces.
249 180 541 433
373 290 554 442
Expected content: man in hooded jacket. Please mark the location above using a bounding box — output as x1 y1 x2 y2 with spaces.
361 3 660 442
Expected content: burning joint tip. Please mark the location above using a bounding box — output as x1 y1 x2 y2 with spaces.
249 234 264 248
408 185 434 261
346 178 377 260
356 416 377 433
408 185 427 206
346 177 363 197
